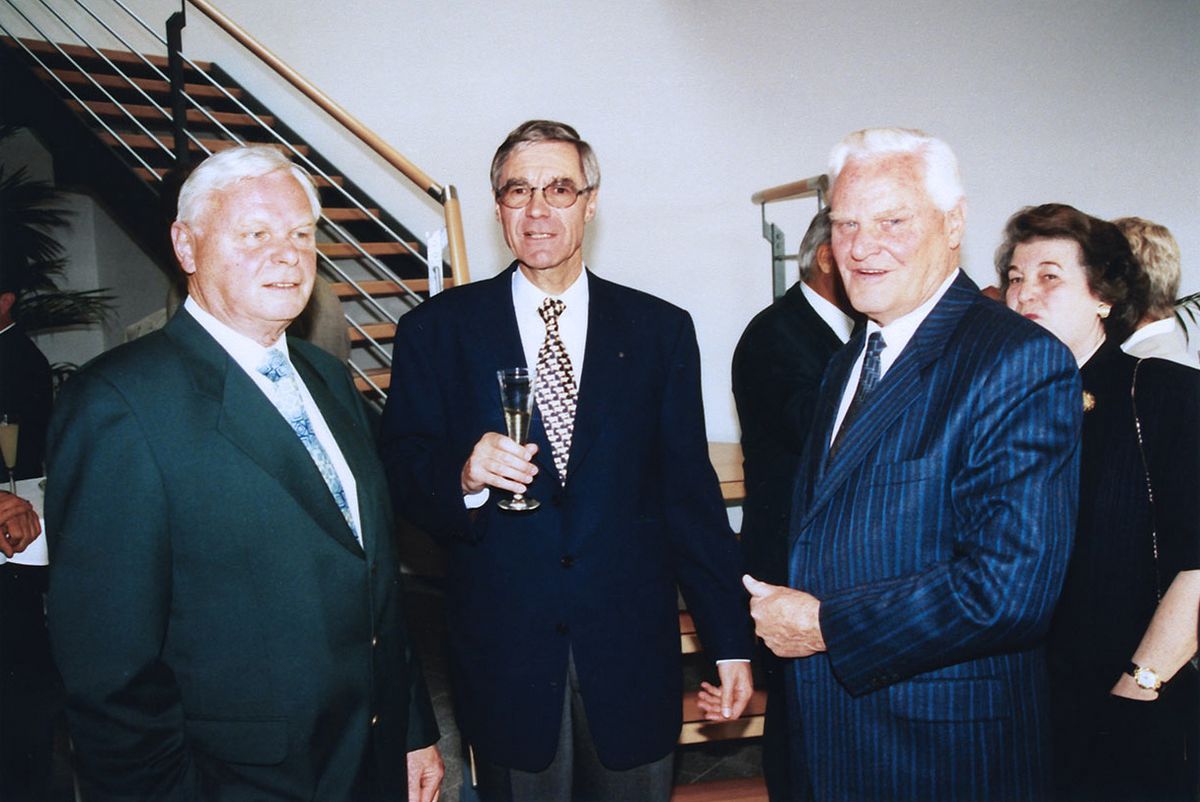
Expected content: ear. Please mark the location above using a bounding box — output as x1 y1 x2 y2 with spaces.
944 200 966 250
815 242 836 275
171 221 198 275
583 188 598 223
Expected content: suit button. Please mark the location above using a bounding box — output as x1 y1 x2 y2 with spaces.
560 555 574 568
556 622 569 636
370 714 379 727
371 635 379 648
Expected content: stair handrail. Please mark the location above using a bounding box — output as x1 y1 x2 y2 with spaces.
184 0 469 287
751 172 827 300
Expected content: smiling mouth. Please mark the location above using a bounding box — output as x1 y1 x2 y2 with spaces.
524 232 554 239
264 282 301 289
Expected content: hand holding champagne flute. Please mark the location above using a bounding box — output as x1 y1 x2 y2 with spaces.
497 368 539 512
0 415 18 494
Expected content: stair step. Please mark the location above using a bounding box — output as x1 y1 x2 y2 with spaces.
670 778 768 802
99 133 308 156
317 242 419 258
330 279 451 299
51 69 242 100
353 369 392 394
134 167 345 188
347 322 396 344
323 207 381 222
69 100 274 128
14 37 213 71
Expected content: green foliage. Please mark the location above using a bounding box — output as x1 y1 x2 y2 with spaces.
1176 292 1200 343
0 160 114 333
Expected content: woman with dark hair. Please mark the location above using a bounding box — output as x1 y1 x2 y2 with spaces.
999 203 1199 802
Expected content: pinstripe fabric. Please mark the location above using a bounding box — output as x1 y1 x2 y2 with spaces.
786 273 1082 802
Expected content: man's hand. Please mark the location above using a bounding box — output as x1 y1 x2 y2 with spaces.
743 574 826 658
460 433 539 495
406 744 444 802
696 661 754 721
0 490 41 558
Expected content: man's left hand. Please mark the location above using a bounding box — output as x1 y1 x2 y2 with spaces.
743 574 826 658
406 744 444 802
696 660 754 721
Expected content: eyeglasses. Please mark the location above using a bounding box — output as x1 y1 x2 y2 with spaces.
496 180 592 209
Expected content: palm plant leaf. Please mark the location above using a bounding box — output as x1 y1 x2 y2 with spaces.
1 166 73 285
16 289 116 332
1175 291 1200 343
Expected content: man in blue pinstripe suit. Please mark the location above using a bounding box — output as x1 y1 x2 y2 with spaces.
744 128 1082 801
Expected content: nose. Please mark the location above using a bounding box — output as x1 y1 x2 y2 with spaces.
525 187 551 218
272 239 300 265
1015 281 1036 307
849 228 879 262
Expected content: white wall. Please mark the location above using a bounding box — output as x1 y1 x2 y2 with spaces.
5 0 1196 438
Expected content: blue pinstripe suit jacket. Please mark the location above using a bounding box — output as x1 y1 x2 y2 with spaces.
786 273 1082 801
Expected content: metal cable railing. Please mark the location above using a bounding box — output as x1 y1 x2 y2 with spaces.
1 0 472 398
751 173 828 300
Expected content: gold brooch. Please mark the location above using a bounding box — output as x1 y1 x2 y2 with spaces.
1082 390 1096 412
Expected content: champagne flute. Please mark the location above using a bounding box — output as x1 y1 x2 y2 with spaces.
496 368 539 512
0 415 18 494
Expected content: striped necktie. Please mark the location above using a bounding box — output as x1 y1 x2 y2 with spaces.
830 331 886 458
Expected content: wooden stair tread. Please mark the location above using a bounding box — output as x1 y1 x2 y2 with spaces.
133 167 344 188
323 207 381 222
69 100 274 127
318 242 420 258
331 279 450 299
679 611 701 654
348 322 396 344
99 133 308 155
13 37 213 71
671 777 768 802
353 369 391 393
51 69 242 99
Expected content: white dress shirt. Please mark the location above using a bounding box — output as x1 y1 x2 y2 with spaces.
1121 317 1199 369
801 282 855 345
184 298 362 537
831 269 960 444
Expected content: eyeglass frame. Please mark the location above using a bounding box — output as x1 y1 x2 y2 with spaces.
494 179 594 209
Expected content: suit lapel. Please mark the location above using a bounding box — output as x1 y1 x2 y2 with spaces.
166 309 364 558
800 273 979 529
562 272 628 482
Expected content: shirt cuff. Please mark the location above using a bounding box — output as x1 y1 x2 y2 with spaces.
463 488 489 509
715 658 751 664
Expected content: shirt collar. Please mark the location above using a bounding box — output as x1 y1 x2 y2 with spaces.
512 264 590 310
867 268 960 374
1123 317 1178 349
800 282 855 344
184 296 287 374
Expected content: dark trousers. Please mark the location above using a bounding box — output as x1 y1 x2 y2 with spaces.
0 564 62 802
474 651 673 802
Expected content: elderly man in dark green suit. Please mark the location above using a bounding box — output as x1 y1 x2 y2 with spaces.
45 146 442 801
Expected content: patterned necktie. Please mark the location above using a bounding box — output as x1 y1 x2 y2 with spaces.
258 349 359 542
830 331 886 458
535 298 579 482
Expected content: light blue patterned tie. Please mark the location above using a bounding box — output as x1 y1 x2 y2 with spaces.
258 349 359 542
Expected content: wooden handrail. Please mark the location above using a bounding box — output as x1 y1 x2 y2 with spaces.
184 0 471 282
186 0 440 197
750 173 828 205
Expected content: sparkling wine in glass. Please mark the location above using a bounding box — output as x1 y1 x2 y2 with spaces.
496 368 539 512
0 415 18 494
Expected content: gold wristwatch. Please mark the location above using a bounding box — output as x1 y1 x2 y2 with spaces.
1127 662 1163 691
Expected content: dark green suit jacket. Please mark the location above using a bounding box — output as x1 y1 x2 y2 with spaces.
45 309 437 801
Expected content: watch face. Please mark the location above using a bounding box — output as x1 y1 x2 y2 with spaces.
1134 667 1159 689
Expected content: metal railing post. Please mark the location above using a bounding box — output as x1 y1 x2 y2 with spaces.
166 10 188 167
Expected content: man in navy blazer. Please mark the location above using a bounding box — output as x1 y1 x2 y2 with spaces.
745 128 1081 801
45 147 442 801
380 120 754 801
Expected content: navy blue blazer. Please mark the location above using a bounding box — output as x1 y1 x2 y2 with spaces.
787 273 1081 801
46 309 437 801
380 265 752 771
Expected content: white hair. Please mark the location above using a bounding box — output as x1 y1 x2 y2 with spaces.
828 127 964 212
175 146 321 226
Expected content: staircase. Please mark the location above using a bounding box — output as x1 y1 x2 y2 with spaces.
0 1 468 406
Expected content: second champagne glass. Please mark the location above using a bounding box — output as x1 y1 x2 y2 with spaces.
496 368 539 512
